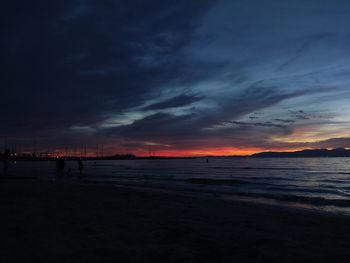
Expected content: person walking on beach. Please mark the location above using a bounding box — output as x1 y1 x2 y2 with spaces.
78 158 84 178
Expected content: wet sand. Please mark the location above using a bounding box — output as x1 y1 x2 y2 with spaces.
0 178 350 262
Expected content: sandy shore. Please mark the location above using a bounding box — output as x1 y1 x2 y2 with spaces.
0 178 350 262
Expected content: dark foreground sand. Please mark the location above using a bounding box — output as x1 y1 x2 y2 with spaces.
1 178 350 263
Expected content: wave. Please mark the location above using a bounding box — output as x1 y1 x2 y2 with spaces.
208 166 308 171
231 176 306 182
236 192 350 207
80 176 350 208
318 179 350 184
186 178 246 185
312 172 350 175
87 178 350 208
260 185 350 197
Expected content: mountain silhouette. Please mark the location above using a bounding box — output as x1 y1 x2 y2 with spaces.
252 148 350 158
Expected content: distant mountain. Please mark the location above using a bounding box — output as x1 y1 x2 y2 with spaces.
251 148 350 158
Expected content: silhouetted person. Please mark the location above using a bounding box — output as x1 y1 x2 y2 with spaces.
3 149 10 176
206 159 209 163
78 159 84 178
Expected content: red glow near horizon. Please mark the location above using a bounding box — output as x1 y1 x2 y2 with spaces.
131 147 307 157
139 147 263 157
52 147 266 158
26 146 309 158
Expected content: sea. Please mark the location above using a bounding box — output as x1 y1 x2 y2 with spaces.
8 157 350 215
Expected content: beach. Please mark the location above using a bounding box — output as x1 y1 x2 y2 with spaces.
1 178 350 263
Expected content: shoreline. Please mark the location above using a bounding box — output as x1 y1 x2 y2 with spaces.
59 176 350 217
84 180 350 217
3 174 350 216
1 177 350 262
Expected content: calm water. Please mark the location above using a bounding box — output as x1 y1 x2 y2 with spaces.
8 158 350 214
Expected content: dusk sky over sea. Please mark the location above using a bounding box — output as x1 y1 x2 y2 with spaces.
3 0 350 156
2 3 350 261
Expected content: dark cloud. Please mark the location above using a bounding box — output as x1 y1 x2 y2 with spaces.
273 119 296 124
224 121 287 129
0 0 214 140
107 112 198 140
287 110 333 121
288 110 310 120
308 137 350 149
104 86 308 144
143 94 203 110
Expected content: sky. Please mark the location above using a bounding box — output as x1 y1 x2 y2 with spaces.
2 0 350 156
